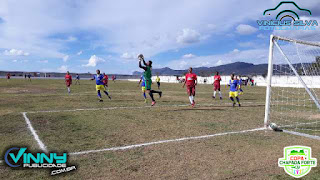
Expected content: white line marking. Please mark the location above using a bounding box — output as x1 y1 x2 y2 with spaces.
282 130 320 141
22 112 48 153
70 127 266 155
27 102 265 114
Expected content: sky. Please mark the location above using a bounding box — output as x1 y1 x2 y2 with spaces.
0 0 319 74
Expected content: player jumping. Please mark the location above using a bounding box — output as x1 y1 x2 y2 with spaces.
91 69 111 102
138 75 147 103
65 71 72 94
138 54 162 106
183 67 197 107
212 71 222 99
229 74 241 107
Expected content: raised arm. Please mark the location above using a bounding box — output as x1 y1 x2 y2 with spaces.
139 60 147 71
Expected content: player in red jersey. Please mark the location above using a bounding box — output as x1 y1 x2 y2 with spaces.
212 71 222 99
65 71 72 94
182 67 197 107
102 72 109 89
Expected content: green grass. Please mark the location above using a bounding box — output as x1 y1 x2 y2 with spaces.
0 78 319 179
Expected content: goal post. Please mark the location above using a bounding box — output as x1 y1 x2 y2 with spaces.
265 35 320 137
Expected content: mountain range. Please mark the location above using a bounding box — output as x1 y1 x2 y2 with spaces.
133 62 269 76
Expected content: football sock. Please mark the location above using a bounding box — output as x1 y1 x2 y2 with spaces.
97 90 102 98
230 97 234 102
67 87 70 93
150 90 161 94
219 91 222 98
213 91 216 97
143 92 146 99
104 91 109 96
236 97 240 104
189 96 193 104
149 91 155 101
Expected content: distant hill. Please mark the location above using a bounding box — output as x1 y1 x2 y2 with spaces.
133 62 269 76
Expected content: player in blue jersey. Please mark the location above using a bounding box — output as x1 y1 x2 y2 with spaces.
91 69 111 102
229 74 241 107
138 75 147 103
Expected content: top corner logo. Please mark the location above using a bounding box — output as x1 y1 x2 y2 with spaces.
258 1 318 31
278 146 317 178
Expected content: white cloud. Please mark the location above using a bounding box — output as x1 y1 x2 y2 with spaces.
63 55 69 62
215 60 224 66
121 52 136 59
58 65 68 72
238 42 256 48
177 28 202 44
82 55 105 67
3 49 29 56
12 59 18 62
236 24 257 35
182 53 196 59
257 34 266 39
66 36 77 42
77 51 83 55
232 49 240 53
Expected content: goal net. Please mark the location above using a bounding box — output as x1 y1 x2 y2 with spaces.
265 35 320 138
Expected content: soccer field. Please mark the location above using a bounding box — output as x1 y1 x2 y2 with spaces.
0 79 319 179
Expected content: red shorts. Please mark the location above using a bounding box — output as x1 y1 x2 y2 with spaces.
66 82 71 87
186 85 196 96
214 84 220 91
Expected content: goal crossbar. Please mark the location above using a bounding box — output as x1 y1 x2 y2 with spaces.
274 35 320 48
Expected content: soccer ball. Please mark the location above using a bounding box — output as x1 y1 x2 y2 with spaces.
269 123 283 132
138 54 144 60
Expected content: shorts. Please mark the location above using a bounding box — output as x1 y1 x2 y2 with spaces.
214 84 220 91
96 85 106 91
66 82 71 87
145 79 152 90
187 85 196 96
157 82 160 86
229 91 239 98
141 86 146 92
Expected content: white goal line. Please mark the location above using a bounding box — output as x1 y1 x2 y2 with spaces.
282 130 320 141
70 127 267 156
26 101 265 114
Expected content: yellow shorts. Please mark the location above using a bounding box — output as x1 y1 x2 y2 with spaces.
96 85 106 91
229 91 239 98
141 86 146 92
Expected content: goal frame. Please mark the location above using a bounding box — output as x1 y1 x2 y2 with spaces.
264 35 320 128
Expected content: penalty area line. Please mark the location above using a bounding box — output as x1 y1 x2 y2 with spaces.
22 112 48 153
70 127 266 156
26 102 265 114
